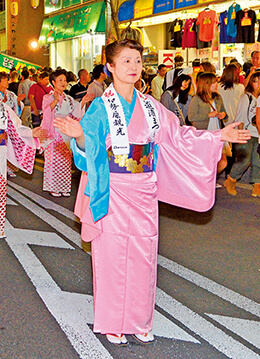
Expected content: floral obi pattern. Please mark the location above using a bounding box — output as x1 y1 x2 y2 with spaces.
0 130 7 146
108 142 154 173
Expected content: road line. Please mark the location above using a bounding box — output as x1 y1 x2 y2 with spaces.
158 255 260 318
7 186 81 247
156 288 260 359
7 185 260 357
8 183 260 318
8 182 80 223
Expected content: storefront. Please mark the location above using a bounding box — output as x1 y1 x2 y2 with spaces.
118 0 260 71
39 1 106 74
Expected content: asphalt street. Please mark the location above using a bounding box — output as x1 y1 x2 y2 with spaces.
0 156 259 359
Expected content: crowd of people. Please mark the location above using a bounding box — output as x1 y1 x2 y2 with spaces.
0 40 256 347
140 52 260 196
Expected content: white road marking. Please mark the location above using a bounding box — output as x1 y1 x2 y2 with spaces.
7 185 81 247
6 185 260 358
158 255 260 318
8 182 80 222
206 314 260 349
6 197 17 206
5 221 113 359
156 288 260 359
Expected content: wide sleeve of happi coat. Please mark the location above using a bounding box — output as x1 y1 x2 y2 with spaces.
5 104 38 174
152 98 223 212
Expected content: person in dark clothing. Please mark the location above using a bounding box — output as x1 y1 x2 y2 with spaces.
69 69 91 102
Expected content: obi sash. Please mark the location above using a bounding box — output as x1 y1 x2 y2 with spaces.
0 130 7 146
108 142 154 173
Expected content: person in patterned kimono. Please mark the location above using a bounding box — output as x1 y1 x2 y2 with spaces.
0 102 46 238
0 71 26 177
41 69 94 197
53 40 251 345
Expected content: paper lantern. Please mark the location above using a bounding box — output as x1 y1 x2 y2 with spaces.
10 0 19 17
31 0 39 9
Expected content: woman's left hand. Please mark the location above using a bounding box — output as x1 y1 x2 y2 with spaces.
32 127 49 141
81 93 95 106
221 122 251 143
217 112 226 120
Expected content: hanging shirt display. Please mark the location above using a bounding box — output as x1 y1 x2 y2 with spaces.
227 3 242 38
169 19 183 48
196 9 218 42
182 18 197 49
219 10 236 44
235 9 256 43
192 21 212 49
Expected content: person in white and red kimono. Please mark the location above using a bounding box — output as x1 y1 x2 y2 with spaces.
53 40 251 346
41 69 94 198
0 102 46 238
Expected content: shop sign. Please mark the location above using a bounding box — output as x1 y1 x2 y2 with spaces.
44 0 61 14
0 53 41 74
153 0 173 14
174 0 197 10
197 0 212 3
62 0 81 9
134 0 153 19
40 1 106 44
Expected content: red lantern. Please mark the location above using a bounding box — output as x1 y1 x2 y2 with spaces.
10 0 18 17
31 0 39 9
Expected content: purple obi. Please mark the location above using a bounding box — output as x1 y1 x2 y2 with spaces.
108 142 154 173
0 130 7 146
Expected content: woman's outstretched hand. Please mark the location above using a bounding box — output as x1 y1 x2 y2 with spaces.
221 122 251 143
53 116 83 138
53 116 85 150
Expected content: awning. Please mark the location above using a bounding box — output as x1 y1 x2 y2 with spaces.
39 1 105 45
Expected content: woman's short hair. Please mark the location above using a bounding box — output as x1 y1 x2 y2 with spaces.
105 39 143 65
0 71 8 81
49 68 67 85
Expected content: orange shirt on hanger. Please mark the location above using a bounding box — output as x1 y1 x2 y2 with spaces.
196 9 219 42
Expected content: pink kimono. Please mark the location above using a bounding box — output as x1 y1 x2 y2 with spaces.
73 92 223 334
0 103 38 237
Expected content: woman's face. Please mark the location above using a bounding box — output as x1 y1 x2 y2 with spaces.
52 74 67 92
180 79 190 91
252 77 260 92
209 80 218 93
108 47 143 86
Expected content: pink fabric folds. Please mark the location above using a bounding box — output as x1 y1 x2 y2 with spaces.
91 172 158 334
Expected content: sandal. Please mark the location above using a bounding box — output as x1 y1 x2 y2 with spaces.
106 334 128 346
49 192 62 197
132 332 154 343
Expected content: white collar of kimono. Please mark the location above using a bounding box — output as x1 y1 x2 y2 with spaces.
102 83 160 155
0 102 7 130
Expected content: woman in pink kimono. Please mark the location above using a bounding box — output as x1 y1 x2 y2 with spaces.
41 69 93 197
54 40 251 345
0 102 45 238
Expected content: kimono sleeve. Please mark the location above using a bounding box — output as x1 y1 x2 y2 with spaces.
153 100 223 212
6 105 38 174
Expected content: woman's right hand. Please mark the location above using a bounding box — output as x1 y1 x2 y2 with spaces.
208 110 218 118
53 116 83 138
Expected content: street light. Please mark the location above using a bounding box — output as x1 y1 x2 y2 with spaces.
29 40 39 50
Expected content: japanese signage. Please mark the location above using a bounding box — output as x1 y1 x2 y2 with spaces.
174 0 197 10
0 53 41 73
40 2 105 44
